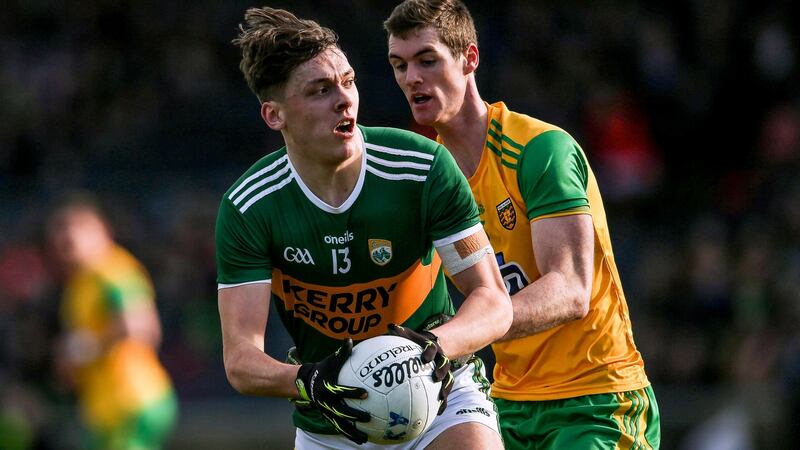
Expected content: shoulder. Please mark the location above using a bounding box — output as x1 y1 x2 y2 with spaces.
495 106 581 162
525 129 582 160
96 245 151 286
224 148 290 199
517 128 587 183
221 148 292 215
360 125 441 157
499 107 568 149
101 246 142 273
360 126 447 183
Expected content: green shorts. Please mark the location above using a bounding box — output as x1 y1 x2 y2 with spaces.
88 391 179 450
495 386 660 450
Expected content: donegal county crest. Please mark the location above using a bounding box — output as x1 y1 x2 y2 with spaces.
496 198 516 230
368 239 393 266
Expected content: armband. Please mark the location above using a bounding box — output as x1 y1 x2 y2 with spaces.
436 231 493 275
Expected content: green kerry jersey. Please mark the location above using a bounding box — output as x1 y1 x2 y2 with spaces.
215 125 480 434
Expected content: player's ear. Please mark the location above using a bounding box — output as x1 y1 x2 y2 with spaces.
463 43 479 75
261 101 285 131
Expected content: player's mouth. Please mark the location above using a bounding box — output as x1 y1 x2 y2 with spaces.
333 118 355 138
411 94 433 105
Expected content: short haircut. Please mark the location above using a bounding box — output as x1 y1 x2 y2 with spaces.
232 7 339 102
46 190 110 234
384 0 477 57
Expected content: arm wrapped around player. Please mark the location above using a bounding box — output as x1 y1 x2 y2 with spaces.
295 338 371 444
387 323 454 415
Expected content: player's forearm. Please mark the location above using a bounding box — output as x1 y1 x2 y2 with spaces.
497 271 589 342
223 340 300 398
434 285 512 357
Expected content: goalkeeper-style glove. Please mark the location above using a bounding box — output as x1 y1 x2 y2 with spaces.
387 323 454 415
295 338 370 444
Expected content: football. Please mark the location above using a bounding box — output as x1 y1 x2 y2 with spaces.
338 334 441 444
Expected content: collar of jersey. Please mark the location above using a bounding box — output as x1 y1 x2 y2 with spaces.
285 126 366 214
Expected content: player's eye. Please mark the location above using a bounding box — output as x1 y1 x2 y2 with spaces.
343 78 356 88
421 59 436 67
393 62 407 72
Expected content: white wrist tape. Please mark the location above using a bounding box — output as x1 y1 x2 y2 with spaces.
436 231 493 275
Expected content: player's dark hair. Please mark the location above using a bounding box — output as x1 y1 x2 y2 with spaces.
233 7 340 102
384 0 477 57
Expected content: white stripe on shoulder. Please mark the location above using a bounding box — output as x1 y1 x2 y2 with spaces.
217 279 271 290
239 173 295 213
366 153 431 171
432 223 485 247
366 164 427 182
365 142 435 161
232 164 291 206
228 155 289 200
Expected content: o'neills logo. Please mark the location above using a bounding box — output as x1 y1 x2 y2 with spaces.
324 231 354 245
357 345 417 378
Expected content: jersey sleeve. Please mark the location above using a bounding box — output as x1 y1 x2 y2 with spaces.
215 196 272 285
424 146 481 243
517 130 589 220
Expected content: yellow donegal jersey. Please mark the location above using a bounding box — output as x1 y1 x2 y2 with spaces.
61 245 173 430
464 102 649 400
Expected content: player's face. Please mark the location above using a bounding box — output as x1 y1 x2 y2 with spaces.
48 209 109 268
270 47 360 166
388 27 469 127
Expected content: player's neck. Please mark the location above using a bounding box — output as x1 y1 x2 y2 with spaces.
436 85 488 178
79 238 115 269
287 145 363 208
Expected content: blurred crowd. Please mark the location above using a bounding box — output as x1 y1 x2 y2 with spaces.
1 1 798 449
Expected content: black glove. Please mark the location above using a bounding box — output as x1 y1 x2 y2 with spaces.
295 339 371 444
387 323 454 415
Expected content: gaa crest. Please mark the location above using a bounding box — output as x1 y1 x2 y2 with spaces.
496 198 516 230
369 239 393 266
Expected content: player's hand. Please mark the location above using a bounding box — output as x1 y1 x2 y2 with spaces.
286 347 314 412
387 323 454 415
295 338 370 444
